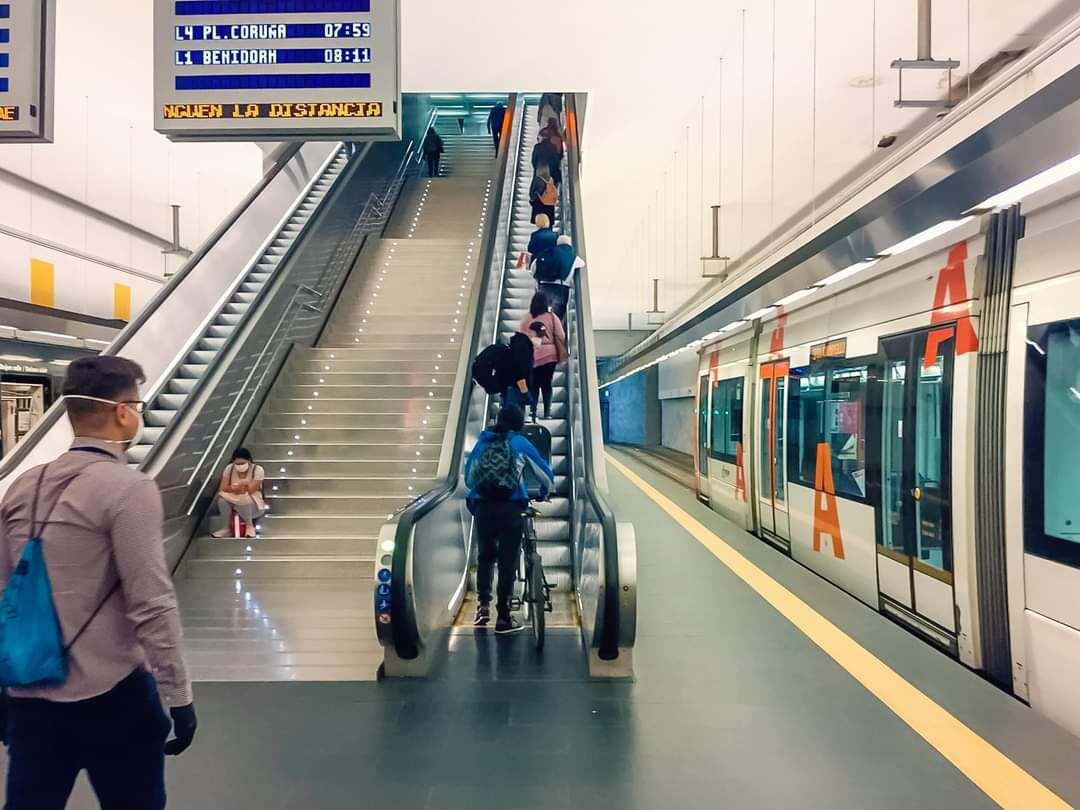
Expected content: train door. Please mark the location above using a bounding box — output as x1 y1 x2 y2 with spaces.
876 326 957 646
696 371 711 501
758 360 791 547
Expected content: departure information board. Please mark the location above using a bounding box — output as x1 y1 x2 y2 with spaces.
154 0 400 141
0 0 56 142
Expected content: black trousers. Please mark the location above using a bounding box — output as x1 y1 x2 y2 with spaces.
491 129 502 154
539 282 570 321
530 362 557 418
426 154 441 177
473 499 525 618
530 201 555 225
5 668 171 810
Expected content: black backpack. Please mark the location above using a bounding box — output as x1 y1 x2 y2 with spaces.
466 433 523 499
472 343 508 394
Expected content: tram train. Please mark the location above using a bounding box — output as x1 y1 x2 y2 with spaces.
692 169 1080 737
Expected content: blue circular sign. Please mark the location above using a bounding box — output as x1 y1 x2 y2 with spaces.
377 568 391 583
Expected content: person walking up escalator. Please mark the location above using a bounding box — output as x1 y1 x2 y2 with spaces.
465 404 554 634
519 291 566 422
422 127 445 178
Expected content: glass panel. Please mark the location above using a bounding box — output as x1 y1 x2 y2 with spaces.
788 362 869 499
914 353 949 570
760 378 772 498
774 376 786 505
709 377 743 461
880 359 907 554
698 377 709 475
1044 324 1080 546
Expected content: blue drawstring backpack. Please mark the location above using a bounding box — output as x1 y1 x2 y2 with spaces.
0 462 114 688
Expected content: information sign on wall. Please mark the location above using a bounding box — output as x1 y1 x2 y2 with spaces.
0 0 56 142
154 0 400 142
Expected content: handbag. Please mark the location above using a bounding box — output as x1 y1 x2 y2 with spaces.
555 329 569 364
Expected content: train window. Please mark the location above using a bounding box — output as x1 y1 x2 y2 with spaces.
709 377 743 463
1024 319 1080 568
788 359 871 501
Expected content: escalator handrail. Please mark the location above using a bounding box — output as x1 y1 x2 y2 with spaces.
562 94 623 660
0 141 305 479
387 96 521 659
137 144 355 473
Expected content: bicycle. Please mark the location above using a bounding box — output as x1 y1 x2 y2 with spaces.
513 500 553 651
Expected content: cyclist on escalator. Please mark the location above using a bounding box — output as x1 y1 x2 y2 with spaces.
465 404 554 634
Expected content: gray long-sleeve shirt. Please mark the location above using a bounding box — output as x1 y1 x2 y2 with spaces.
0 438 192 706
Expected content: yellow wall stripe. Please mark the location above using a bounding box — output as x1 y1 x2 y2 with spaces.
29 259 55 308
113 283 132 321
605 452 1070 810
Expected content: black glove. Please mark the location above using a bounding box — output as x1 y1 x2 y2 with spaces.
0 690 8 747
164 703 197 756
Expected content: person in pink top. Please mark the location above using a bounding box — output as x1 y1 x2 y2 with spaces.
518 291 567 422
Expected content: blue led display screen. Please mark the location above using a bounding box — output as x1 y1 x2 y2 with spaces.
175 72 370 90
155 0 398 139
0 3 7 97
174 22 370 40
175 47 370 65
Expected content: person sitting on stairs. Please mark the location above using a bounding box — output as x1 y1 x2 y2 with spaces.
212 448 267 539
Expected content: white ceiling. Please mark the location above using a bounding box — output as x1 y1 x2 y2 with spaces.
402 1 1074 329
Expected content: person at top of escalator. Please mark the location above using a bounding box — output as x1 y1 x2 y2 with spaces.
422 127 444 178
538 93 563 126
487 101 507 155
465 403 554 634
529 164 557 226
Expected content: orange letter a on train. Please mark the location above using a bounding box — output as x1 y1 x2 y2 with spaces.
812 443 845 560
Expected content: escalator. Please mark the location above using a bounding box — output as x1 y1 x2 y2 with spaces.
377 95 637 678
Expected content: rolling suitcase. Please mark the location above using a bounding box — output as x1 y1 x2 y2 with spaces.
519 424 552 500
519 424 552 466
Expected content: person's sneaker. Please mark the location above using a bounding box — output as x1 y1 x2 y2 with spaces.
494 615 525 634
473 604 491 627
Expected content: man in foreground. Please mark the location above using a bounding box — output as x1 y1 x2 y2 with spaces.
0 355 196 809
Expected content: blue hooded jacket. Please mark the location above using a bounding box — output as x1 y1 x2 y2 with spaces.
465 429 554 506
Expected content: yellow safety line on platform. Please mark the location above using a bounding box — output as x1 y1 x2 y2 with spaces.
605 452 1071 810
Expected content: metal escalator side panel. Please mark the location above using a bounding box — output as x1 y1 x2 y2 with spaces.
0 141 339 502
562 94 636 673
383 97 522 670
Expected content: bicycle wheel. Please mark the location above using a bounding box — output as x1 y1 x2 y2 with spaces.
529 550 545 651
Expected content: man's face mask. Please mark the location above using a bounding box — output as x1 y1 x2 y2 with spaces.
64 395 145 447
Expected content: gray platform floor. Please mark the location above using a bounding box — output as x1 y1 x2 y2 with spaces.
4 451 1080 808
